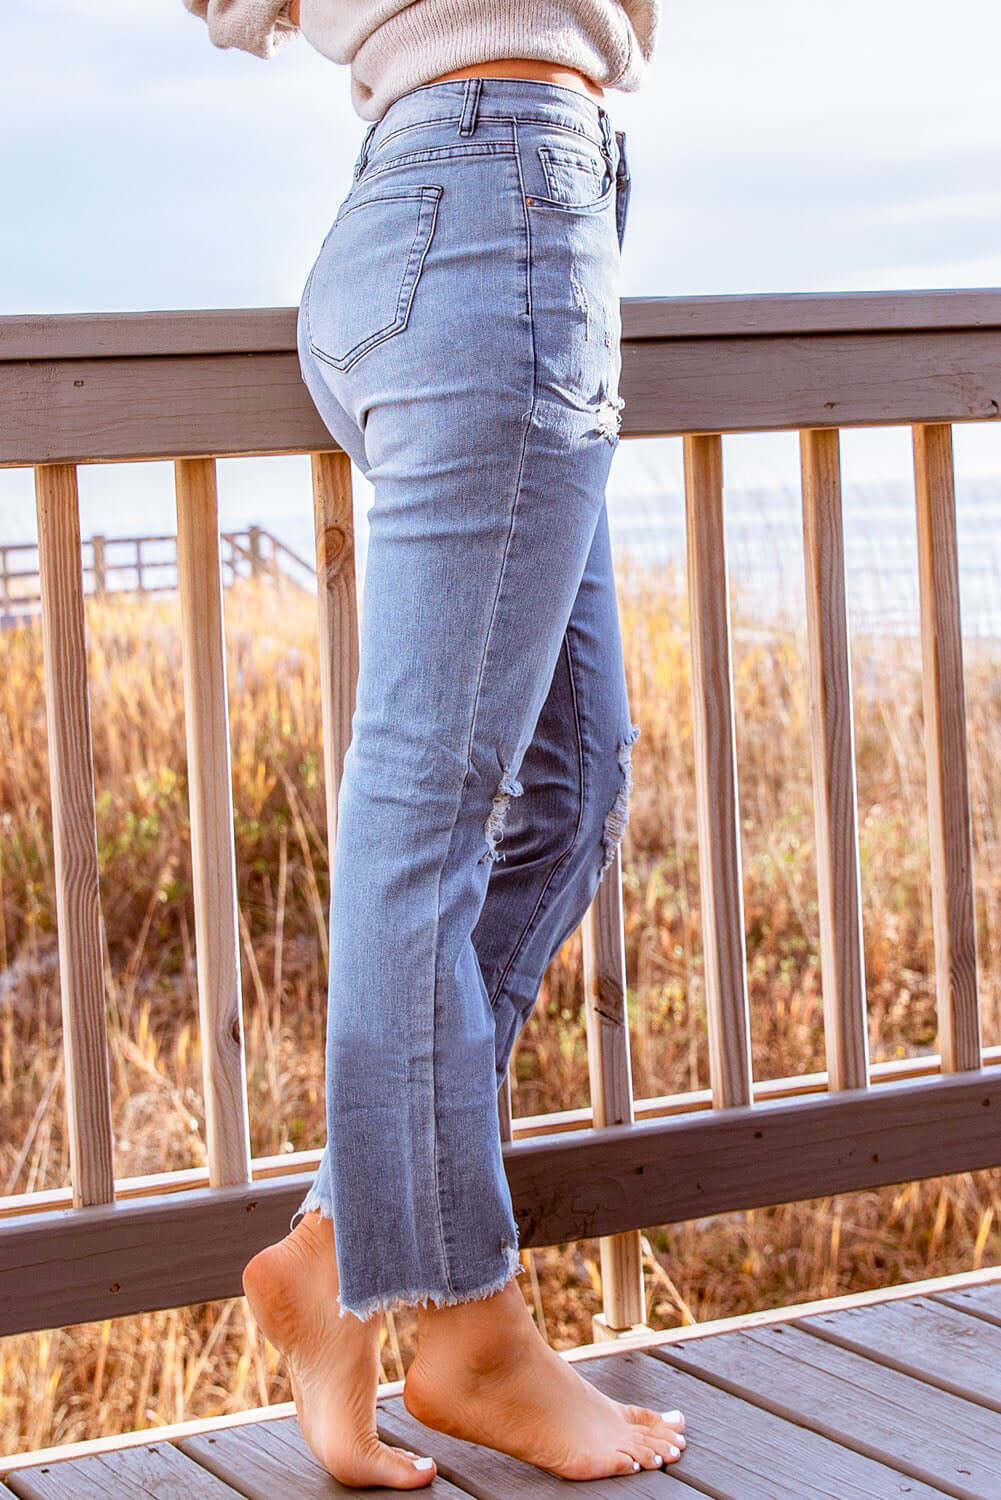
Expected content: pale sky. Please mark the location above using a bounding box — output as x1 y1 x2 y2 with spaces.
2 0 1000 533
4 0 1001 310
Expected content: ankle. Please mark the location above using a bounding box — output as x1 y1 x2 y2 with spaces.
277 1210 341 1287
415 1280 534 1364
291 1208 334 1251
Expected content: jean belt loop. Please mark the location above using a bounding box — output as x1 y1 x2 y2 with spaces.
458 76 483 136
354 121 377 179
597 106 615 170
615 128 628 181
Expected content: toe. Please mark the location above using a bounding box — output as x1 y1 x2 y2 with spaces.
335 1436 437 1489
630 1441 665 1470
637 1404 686 1447
649 1435 684 1465
387 1446 437 1487
631 1420 684 1464
632 1403 685 1437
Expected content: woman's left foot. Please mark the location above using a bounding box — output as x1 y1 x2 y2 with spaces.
404 1276 685 1480
242 1210 438 1489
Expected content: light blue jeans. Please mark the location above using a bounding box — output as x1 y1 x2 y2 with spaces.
289 76 639 1322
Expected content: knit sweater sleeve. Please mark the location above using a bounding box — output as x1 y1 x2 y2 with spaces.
182 0 298 60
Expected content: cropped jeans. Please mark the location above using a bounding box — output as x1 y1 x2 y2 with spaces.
289 76 640 1322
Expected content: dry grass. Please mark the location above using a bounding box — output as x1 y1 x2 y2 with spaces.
1 563 999 1455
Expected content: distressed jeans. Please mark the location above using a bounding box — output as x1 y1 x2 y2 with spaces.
289 76 640 1322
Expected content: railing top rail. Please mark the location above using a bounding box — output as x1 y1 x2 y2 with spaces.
4 286 1001 467
4 287 1001 362
0 309 300 362
621 287 1001 339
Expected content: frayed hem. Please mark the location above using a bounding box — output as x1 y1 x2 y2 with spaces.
288 1185 331 1234
337 1243 526 1324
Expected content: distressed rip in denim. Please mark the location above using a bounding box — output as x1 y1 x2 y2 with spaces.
290 76 636 1322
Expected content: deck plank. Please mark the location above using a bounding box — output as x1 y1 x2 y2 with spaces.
934 1284 1001 1329
179 1416 471 1497
793 1295 1001 1410
649 1321 1001 1498
583 1347 949 1498
4 1441 244 1499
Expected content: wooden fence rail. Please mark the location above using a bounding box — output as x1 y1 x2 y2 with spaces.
0 288 998 1343
0 524 314 619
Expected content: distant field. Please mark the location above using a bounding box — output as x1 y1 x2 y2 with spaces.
2 564 998 1453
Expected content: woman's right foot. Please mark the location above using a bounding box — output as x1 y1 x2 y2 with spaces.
242 1210 438 1489
403 1275 686 1480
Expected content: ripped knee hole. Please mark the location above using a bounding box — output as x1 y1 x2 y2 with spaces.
599 722 641 876
481 766 524 864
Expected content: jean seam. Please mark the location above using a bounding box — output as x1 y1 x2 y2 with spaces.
511 117 532 316
429 118 536 1294
370 110 606 155
488 627 589 1009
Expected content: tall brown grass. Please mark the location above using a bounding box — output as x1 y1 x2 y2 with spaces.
1 561 998 1455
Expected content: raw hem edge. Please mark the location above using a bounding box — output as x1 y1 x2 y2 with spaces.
288 1183 329 1234
338 1244 526 1323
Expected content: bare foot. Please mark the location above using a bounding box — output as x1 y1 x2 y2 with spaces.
403 1276 686 1480
242 1210 438 1489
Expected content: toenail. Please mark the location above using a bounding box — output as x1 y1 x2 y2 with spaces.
662 1408 683 1424
632 1460 640 1471
413 1456 433 1470
669 1444 680 1457
653 1455 663 1465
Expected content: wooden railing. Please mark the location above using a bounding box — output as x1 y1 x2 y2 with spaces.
0 524 314 619
1 290 999 1345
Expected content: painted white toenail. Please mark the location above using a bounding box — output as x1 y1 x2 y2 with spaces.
669 1444 680 1457
654 1455 663 1465
413 1456 433 1470
632 1460 640 1471
662 1408 683 1423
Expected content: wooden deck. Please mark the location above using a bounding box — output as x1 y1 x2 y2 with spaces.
6 1268 1001 1499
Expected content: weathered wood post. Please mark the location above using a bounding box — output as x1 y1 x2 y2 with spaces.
91 534 106 598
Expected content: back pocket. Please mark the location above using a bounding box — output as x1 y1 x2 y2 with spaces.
537 143 613 210
305 185 443 372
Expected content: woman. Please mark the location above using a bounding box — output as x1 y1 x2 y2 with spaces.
184 0 687 1487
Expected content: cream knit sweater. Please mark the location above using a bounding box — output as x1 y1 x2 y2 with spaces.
182 0 659 122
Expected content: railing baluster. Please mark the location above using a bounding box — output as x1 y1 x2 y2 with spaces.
34 462 115 1207
913 423 981 1071
583 865 647 1335
800 428 869 1090
91 534 106 598
174 457 252 1186
497 1070 513 1143
311 451 359 861
683 434 754 1107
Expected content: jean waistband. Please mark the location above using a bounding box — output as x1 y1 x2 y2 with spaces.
355 76 617 178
